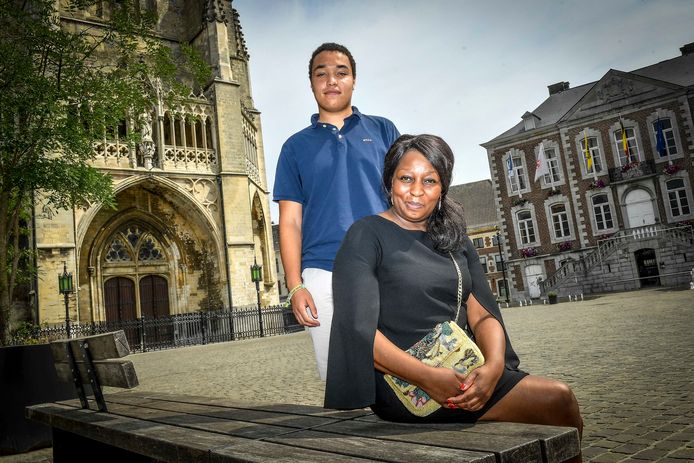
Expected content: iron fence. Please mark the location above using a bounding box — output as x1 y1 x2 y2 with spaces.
8 305 304 352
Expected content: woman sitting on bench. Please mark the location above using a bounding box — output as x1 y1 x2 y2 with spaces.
324 134 583 462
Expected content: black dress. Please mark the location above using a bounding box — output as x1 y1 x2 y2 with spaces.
324 215 527 423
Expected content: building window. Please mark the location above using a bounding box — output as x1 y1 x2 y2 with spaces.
666 178 691 217
543 148 562 185
517 210 536 245
591 194 614 231
494 254 505 272
479 256 488 273
580 136 603 175
613 126 640 166
496 279 508 299
491 234 499 246
472 237 485 248
550 203 570 239
508 154 527 193
653 118 678 158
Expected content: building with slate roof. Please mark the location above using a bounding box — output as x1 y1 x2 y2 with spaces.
481 43 694 300
449 180 510 301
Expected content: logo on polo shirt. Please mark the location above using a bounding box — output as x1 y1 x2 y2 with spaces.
362 138 373 142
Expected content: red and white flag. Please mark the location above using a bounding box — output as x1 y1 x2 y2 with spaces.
534 143 549 182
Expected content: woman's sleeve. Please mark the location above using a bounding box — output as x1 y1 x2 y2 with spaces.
324 220 382 409
464 237 521 370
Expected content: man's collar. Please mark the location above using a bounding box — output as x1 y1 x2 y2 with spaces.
311 106 361 128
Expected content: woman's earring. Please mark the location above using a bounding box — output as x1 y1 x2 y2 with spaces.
438 199 442 211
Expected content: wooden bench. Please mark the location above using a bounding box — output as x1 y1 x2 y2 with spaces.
27 331 581 462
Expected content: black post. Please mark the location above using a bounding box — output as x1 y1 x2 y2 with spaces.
58 262 74 339
250 258 264 337
496 231 510 303
63 292 71 339
255 279 264 337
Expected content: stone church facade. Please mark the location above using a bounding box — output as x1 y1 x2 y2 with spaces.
31 1 278 326
482 43 694 300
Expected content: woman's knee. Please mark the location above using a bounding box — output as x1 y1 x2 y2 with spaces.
551 381 582 433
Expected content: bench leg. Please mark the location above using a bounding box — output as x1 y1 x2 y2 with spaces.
53 428 157 463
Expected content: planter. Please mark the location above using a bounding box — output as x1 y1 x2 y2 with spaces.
0 343 76 455
548 294 558 304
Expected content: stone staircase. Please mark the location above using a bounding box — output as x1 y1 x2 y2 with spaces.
540 224 694 294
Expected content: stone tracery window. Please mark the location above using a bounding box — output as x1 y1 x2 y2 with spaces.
103 226 166 264
105 238 132 262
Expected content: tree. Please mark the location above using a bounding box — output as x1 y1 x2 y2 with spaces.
0 1 210 344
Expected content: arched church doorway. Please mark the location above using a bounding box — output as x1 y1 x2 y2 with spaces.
104 277 136 322
100 224 175 320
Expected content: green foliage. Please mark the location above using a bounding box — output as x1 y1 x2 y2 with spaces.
0 0 211 344
10 321 47 345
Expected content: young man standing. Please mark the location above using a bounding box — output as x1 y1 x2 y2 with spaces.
274 43 399 380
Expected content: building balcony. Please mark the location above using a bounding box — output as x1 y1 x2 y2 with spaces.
608 159 657 184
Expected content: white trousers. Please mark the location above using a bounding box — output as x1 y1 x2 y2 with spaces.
301 268 333 381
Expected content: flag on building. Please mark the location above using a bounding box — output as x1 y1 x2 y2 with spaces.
619 119 630 161
534 142 549 182
584 132 593 171
506 156 514 177
655 117 666 157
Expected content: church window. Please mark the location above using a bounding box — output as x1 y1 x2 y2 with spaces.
105 238 132 262
163 113 173 145
138 237 165 261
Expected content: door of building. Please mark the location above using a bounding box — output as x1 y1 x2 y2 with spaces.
104 277 136 322
625 189 656 227
139 275 169 319
635 248 660 287
524 264 543 298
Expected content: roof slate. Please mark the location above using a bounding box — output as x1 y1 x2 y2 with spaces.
484 48 694 146
448 180 497 230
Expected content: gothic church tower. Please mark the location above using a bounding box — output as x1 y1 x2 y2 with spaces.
31 1 278 326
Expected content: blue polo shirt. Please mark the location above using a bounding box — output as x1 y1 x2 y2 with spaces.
273 107 399 272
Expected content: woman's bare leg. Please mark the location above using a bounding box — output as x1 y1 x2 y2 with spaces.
480 375 583 462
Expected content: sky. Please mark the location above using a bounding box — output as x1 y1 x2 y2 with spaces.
232 0 694 223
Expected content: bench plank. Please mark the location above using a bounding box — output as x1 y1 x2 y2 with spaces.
54 359 138 389
105 395 341 430
50 331 130 362
28 391 580 463
28 403 374 463
314 418 543 463
266 429 496 463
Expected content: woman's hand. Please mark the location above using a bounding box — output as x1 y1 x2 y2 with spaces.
447 363 503 411
417 366 467 405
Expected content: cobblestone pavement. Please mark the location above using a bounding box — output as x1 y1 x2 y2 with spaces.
3 287 693 462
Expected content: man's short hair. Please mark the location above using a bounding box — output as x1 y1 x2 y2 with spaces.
308 43 356 79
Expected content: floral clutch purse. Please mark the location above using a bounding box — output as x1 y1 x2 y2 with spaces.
383 253 485 417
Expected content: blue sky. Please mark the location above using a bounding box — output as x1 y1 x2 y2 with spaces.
232 0 694 222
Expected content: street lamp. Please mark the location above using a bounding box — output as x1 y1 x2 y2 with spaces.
250 258 264 337
495 230 510 303
58 261 74 338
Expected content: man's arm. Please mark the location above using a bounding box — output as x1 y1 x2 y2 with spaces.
278 200 319 326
